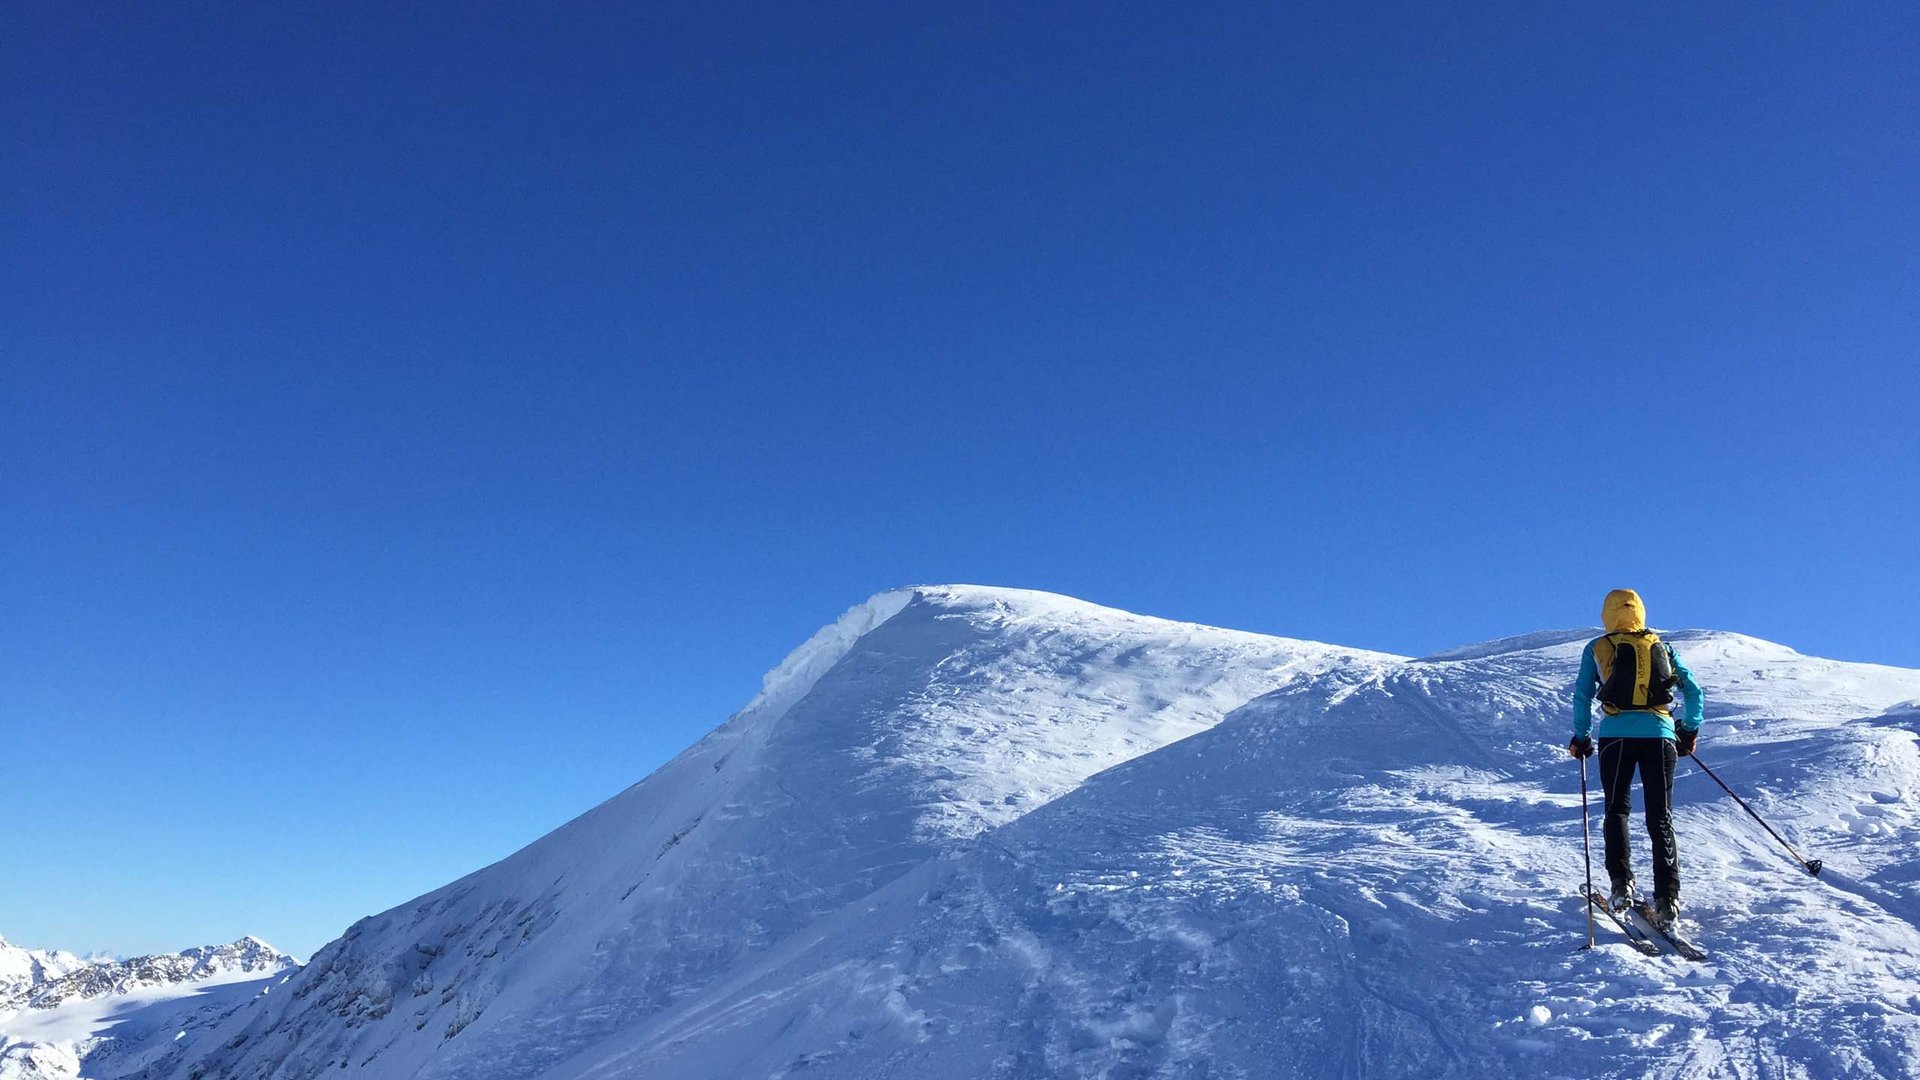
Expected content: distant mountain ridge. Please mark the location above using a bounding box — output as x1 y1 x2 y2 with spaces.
0 935 296 1080
0 937 293 1012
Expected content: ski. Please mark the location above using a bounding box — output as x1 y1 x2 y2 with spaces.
1630 901 1709 962
1581 884 1661 956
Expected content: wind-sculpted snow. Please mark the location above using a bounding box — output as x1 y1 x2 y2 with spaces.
737 588 914 722
144 586 1395 1080
554 628 1920 1080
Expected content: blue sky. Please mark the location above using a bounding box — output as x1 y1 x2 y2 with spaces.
3 3 1915 959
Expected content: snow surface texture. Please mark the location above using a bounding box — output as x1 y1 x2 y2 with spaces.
0 938 295 1080
131 586 1920 1078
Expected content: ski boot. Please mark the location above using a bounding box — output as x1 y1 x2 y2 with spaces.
1652 895 1681 933
1608 878 1638 914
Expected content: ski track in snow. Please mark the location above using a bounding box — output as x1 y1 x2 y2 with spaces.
34 586 1920 1079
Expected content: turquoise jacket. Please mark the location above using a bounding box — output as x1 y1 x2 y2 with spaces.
1572 638 1704 740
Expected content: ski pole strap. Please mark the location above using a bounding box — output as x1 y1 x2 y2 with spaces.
1688 753 1823 876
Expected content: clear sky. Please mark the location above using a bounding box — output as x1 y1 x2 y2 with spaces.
3 3 1915 960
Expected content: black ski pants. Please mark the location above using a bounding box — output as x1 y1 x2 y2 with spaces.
1598 736 1679 902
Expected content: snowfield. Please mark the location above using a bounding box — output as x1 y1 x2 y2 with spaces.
54 585 1920 1079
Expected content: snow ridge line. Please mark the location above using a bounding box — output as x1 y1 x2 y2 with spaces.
737 590 916 722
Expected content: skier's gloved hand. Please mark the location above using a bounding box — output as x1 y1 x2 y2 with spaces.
1675 728 1698 756
1568 736 1594 759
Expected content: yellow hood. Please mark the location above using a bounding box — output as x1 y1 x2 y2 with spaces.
1602 589 1647 633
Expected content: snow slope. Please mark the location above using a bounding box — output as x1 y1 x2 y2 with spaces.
144 586 1397 1080
553 628 1920 1079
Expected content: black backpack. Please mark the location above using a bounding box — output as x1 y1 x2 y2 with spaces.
1595 630 1677 715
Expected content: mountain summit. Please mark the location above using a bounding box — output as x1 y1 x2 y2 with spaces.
0 938 89 1009
132 587 1920 1079
135 586 1393 1078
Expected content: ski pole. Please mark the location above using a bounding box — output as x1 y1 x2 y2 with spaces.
1688 753 1823 877
1580 754 1596 949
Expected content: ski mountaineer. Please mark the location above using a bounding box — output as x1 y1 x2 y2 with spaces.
1567 589 1704 932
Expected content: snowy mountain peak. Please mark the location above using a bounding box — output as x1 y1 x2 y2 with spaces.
182 936 289 967
895 583 1325 641
0 937 88 1006
137 588 1401 1080
742 584 1336 725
